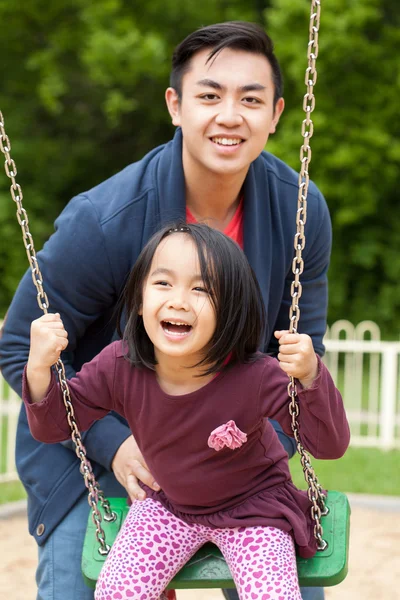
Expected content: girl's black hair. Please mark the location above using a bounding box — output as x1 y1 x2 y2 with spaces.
117 222 266 375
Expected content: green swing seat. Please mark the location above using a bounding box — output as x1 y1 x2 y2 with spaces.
82 490 350 590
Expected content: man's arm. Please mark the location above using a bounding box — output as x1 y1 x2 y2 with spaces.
269 190 332 358
0 194 132 470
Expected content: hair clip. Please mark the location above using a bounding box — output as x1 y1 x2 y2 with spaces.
168 226 190 233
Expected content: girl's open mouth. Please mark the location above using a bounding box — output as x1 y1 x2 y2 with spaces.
161 321 192 337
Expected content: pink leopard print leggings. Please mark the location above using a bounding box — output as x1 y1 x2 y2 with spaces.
95 498 301 600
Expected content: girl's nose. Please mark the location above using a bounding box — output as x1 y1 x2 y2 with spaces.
167 294 190 311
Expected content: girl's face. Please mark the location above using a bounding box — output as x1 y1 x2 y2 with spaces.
140 234 216 368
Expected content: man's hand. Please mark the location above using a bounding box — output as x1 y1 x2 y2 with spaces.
111 435 160 501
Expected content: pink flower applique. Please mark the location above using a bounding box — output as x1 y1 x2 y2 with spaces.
207 420 247 451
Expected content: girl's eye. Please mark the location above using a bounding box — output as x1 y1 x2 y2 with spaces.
193 286 209 293
154 281 170 287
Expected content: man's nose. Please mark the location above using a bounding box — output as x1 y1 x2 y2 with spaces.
215 100 244 128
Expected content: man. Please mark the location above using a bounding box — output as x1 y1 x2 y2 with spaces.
0 21 329 600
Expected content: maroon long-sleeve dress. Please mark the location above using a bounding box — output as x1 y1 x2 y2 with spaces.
23 341 350 558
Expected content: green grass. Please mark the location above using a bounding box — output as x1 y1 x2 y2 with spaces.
290 446 400 496
0 480 26 504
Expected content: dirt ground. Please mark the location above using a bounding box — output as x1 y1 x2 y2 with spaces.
1 502 399 600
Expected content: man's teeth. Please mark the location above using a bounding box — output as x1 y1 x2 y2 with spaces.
212 137 242 146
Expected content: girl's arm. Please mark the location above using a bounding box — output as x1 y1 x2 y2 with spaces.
24 314 120 443
260 332 350 459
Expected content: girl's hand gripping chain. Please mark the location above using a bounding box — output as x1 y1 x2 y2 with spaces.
27 313 69 403
274 330 318 389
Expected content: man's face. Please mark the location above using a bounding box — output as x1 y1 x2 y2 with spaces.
166 48 284 179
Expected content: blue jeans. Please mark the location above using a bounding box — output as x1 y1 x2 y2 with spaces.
36 471 124 600
36 471 325 600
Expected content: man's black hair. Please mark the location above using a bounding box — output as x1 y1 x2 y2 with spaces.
170 21 283 108
117 222 266 376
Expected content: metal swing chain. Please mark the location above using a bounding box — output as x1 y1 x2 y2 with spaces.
0 110 116 556
288 0 328 552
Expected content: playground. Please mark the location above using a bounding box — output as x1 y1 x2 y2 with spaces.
2 497 399 599
1 1 399 599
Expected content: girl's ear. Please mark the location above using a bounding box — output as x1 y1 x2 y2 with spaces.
138 304 143 316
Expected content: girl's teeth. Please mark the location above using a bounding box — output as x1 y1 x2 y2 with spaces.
162 321 191 335
165 329 189 336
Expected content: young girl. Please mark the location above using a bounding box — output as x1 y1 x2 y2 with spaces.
23 223 350 600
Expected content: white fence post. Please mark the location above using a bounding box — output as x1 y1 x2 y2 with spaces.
0 372 21 483
379 346 398 450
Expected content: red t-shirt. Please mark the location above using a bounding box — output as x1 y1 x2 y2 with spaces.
186 197 244 249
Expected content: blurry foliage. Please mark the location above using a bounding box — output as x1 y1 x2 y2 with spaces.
0 0 399 335
266 0 400 335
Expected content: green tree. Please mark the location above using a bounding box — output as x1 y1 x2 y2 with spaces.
0 0 258 311
265 0 400 335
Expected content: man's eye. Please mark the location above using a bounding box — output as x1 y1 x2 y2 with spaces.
200 94 219 101
243 97 261 104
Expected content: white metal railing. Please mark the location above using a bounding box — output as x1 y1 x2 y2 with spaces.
1 320 400 483
0 367 20 483
324 320 400 450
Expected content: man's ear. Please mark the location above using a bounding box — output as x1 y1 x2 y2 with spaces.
270 97 285 134
165 87 181 127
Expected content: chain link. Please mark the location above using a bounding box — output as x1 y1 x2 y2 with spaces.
0 110 115 555
288 0 329 552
